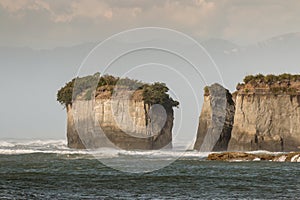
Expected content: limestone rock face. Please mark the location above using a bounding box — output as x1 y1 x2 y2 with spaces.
66 91 174 150
67 104 85 149
193 84 235 151
228 93 300 151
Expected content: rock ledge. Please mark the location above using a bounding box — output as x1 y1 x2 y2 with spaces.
208 152 300 162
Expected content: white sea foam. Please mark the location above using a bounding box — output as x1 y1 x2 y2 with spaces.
0 141 15 147
291 154 300 162
245 150 288 157
0 139 67 148
274 155 287 162
116 149 210 159
0 139 211 159
0 149 90 155
0 139 291 161
0 139 89 155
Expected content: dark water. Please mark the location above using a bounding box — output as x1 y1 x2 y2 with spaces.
1 153 300 199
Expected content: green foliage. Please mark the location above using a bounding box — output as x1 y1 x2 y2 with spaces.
98 74 118 87
73 73 100 98
114 77 144 90
204 86 209 95
243 73 300 85
264 74 276 84
143 82 179 109
84 89 93 100
57 73 100 106
239 73 300 94
236 83 245 90
96 75 144 90
57 78 75 106
243 75 255 84
57 73 179 109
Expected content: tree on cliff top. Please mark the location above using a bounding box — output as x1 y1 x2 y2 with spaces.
57 73 99 106
57 73 179 109
237 73 300 94
243 73 300 85
57 78 75 106
143 82 179 109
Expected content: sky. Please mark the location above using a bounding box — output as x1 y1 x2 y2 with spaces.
1 0 300 141
1 0 300 49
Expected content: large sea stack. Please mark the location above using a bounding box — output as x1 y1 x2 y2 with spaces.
228 74 300 152
57 73 178 150
195 74 300 152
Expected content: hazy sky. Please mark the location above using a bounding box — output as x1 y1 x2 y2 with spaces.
1 0 300 49
1 0 300 140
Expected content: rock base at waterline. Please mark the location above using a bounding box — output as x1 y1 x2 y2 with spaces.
207 152 300 162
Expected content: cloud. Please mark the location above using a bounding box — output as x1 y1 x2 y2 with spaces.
0 0 114 22
0 0 217 22
1 0 300 48
54 0 113 22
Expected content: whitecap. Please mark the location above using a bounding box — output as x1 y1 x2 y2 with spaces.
291 154 300 162
274 155 287 162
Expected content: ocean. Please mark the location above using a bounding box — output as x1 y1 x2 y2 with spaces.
0 140 300 199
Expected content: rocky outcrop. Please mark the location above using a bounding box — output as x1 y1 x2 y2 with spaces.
207 152 300 162
67 89 174 150
193 83 235 151
228 81 300 152
195 75 300 152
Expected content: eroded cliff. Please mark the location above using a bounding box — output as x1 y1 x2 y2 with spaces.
68 99 174 150
228 75 300 151
58 74 177 150
193 83 235 151
195 74 300 152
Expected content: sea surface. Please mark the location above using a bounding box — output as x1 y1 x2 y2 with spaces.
0 139 300 199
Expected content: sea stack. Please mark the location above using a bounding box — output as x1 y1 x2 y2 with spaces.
195 74 300 152
228 74 300 152
57 73 178 150
193 83 235 151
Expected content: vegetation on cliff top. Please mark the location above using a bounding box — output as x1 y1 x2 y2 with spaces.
236 73 300 94
204 86 210 96
243 73 300 85
57 73 179 109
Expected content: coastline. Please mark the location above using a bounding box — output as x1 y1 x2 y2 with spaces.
1 139 300 162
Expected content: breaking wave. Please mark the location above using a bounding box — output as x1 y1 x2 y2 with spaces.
0 139 289 161
0 139 89 155
0 139 211 159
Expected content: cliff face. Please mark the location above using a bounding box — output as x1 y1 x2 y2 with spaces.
193 84 235 151
67 90 174 150
67 104 85 149
228 93 300 151
195 76 300 152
